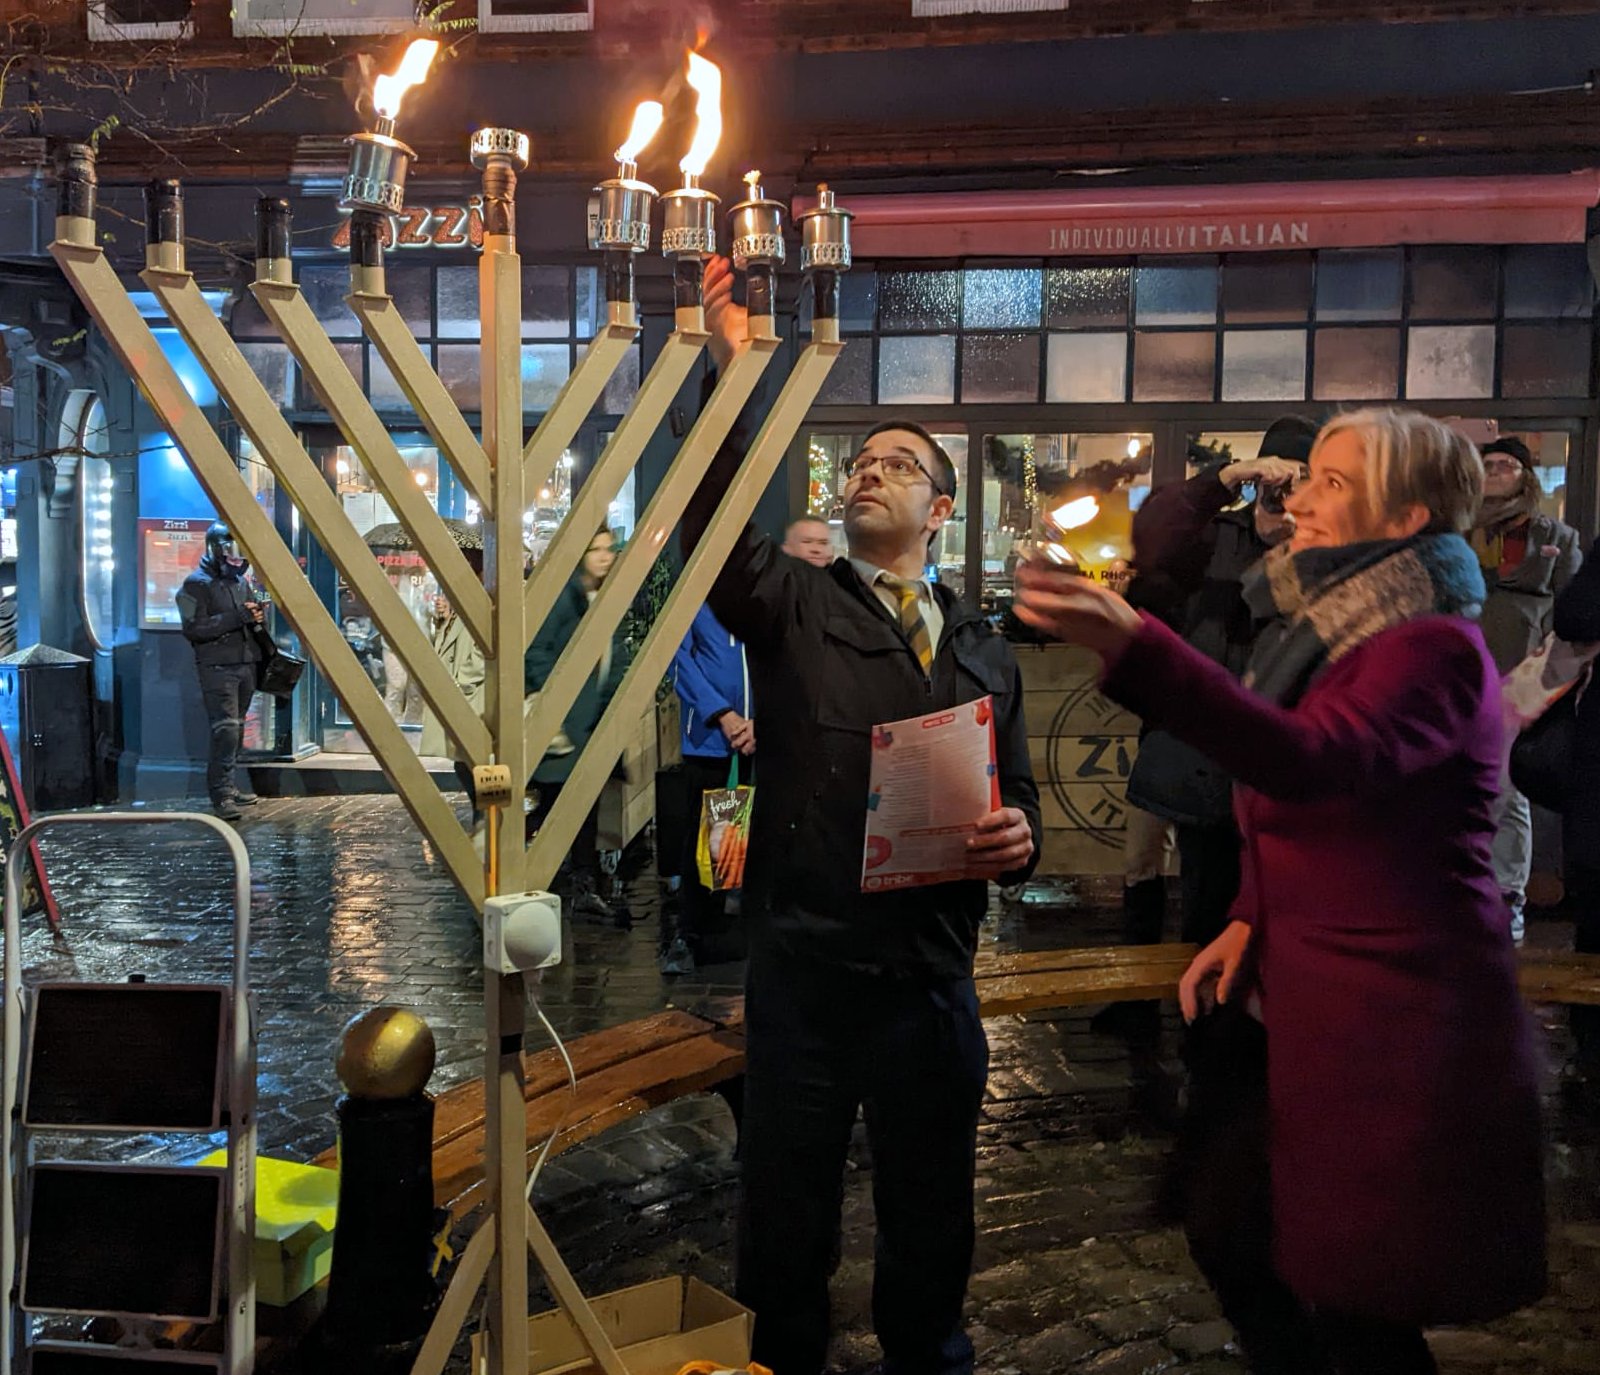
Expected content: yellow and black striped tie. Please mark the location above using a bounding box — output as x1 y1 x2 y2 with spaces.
879 573 934 676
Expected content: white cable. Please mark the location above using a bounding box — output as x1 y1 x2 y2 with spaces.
524 995 578 1201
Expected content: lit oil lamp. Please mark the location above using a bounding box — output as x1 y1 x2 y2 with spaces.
588 98 664 325
660 51 724 329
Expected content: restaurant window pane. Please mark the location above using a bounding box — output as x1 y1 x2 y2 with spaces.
1134 259 1217 326
1315 249 1403 322
1313 327 1401 401
1405 324 1495 399
1133 332 1214 401
1221 329 1306 401
1501 322 1591 398
231 291 273 339
521 344 572 411
436 267 478 339
1409 246 1497 320
238 343 293 409
1222 254 1312 323
522 266 571 339
437 344 481 409
840 271 879 333
961 333 1039 403
575 267 600 340
594 343 639 412
879 335 956 404
816 340 873 404
367 348 410 412
300 266 360 337
878 270 962 331
1046 265 1130 328
387 266 432 338
1503 246 1593 320
962 267 1042 330
1046 333 1127 403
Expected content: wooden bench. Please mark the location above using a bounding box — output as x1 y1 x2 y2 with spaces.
312 945 1600 1217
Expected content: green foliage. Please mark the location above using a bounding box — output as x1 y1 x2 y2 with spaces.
87 115 120 151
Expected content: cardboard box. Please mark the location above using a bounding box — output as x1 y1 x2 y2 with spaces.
472 1275 752 1375
199 1151 337 1307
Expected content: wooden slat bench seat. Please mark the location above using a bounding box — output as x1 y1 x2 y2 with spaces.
312 946 1600 1220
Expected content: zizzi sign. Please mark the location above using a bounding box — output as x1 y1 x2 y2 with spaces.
331 198 485 251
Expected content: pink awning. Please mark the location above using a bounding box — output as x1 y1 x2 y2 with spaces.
794 173 1600 258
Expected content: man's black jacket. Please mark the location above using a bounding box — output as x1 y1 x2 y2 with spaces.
683 397 1041 981
177 556 263 669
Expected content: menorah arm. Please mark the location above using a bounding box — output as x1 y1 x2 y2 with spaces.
147 269 491 767
522 323 708 648
53 238 484 906
351 289 492 514
526 338 841 891
518 337 778 827
522 320 639 496
255 280 494 652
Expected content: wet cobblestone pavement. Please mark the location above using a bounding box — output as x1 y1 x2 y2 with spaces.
19 795 1600 1372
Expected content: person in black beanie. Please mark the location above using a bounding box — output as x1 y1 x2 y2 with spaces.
176 523 264 821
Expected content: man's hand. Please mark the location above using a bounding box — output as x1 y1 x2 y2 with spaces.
719 711 756 757
1219 457 1305 493
703 255 746 374
244 601 266 625
1178 920 1253 1023
964 807 1034 881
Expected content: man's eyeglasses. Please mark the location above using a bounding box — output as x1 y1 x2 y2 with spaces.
1483 457 1522 475
845 451 948 496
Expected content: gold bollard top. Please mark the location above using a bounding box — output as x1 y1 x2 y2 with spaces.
336 1006 437 1099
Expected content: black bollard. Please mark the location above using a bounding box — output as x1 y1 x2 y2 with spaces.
317 1008 440 1368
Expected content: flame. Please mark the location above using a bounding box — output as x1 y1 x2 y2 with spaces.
1049 496 1100 532
372 38 439 122
679 51 723 179
615 100 665 166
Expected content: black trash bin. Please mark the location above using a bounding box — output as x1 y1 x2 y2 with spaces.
0 644 94 811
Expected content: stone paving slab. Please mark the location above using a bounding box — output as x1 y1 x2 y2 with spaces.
17 795 1600 1373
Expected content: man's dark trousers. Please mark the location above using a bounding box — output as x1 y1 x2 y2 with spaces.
737 950 989 1375
199 662 256 804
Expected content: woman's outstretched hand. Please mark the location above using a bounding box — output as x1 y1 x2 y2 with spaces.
1178 919 1253 1023
1013 562 1143 659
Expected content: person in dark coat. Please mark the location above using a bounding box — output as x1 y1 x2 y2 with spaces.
524 526 630 923
1017 408 1545 1373
1471 436 1582 940
1126 416 1318 950
176 522 264 820
686 255 1041 1375
1552 535 1600 1093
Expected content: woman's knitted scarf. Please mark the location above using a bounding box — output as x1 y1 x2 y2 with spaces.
1241 532 1486 707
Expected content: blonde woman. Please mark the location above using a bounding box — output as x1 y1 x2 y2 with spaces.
1016 409 1543 1373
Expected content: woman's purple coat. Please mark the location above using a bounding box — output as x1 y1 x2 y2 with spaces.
1105 612 1546 1324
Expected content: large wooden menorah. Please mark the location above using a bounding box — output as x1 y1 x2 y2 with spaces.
48 111 846 1374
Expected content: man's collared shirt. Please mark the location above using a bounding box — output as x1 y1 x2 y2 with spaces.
849 557 945 653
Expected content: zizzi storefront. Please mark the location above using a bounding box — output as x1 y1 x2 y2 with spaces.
787 174 1600 869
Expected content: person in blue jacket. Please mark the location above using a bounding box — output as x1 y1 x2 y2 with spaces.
669 601 755 971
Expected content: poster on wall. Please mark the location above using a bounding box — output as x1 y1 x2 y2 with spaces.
140 517 212 628
0 726 61 933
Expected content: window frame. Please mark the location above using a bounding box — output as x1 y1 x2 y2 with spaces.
87 0 194 43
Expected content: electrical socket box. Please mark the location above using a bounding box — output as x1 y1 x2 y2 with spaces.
483 892 562 975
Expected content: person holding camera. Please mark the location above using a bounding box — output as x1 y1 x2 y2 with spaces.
1124 417 1319 951
176 522 264 821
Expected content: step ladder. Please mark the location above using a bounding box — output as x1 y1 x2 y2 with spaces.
2 813 256 1375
